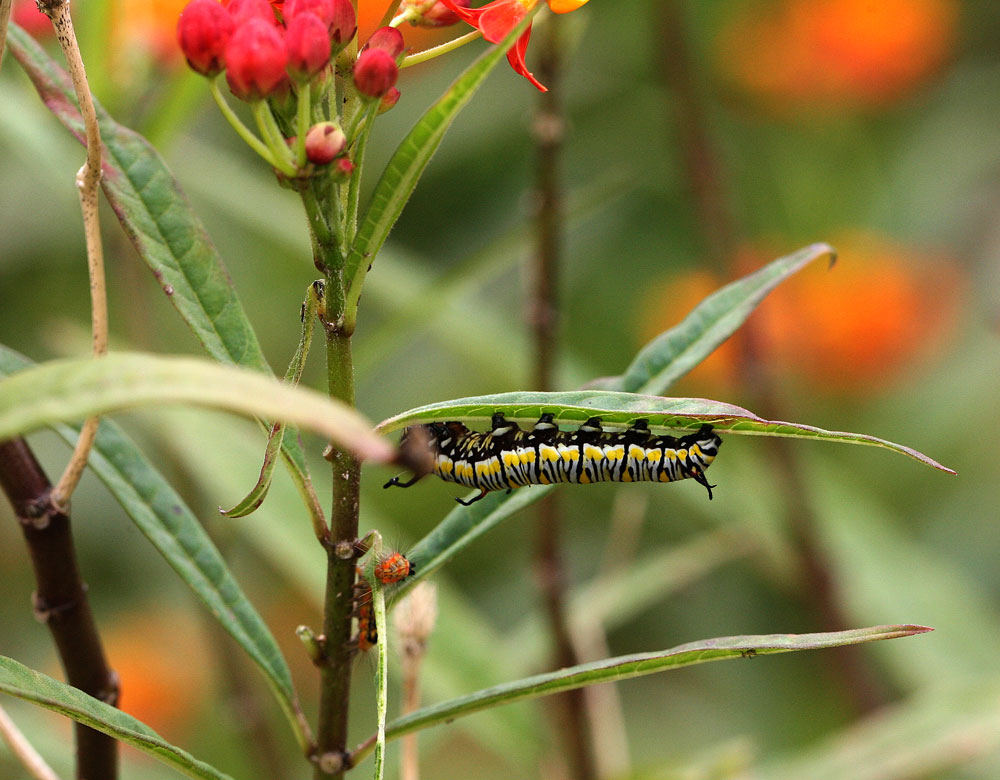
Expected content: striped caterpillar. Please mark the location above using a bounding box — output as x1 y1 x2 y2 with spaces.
384 412 722 505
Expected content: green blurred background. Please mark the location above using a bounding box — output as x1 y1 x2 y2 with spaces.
2 0 999 778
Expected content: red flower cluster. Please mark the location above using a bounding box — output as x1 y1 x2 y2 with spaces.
177 0 356 100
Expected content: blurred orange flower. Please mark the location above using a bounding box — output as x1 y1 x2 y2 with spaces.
102 608 212 736
717 0 959 110
359 1 470 48
636 232 965 394
113 0 192 67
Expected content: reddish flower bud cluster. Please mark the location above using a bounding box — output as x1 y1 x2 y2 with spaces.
177 0 358 99
353 26 404 99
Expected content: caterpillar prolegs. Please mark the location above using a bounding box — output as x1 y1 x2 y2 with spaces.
384 413 722 505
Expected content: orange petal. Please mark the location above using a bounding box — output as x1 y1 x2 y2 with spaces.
548 0 588 12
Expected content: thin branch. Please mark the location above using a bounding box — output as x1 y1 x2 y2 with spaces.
394 583 437 780
654 0 887 715
0 438 119 780
0 0 12 66
40 0 108 509
0 703 64 780
529 16 596 780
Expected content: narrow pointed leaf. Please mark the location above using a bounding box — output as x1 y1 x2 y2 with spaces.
376 391 953 473
222 282 322 517
5 23 321 523
0 656 234 780
343 8 539 318
619 243 836 394
0 346 309 750
0 352 395 464
351 626 932 763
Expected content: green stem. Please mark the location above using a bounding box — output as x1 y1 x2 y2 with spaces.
366 533 388 780
345 104 378 240
300 186 335 258
314 326 361 779
401 31 482 69
294 81 312 167
209 77 284 170
252 100 298 175
378 0 403 28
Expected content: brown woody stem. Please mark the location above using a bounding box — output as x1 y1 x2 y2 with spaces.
530 17 597 780
0 438 119 780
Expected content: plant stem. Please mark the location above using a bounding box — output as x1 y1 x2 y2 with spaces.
655 0 886 716
0 703 62 780
529 17 596 780
655 0 737 269
294 82 312 167
0 0 12 64
42 0 107 510
209 77 285 170
0 438 119 780
314 326 361 779
401 31 482 69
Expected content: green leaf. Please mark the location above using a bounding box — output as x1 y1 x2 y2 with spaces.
0 346 309 751
375 391 955 473
351 625 931 764
5 23 320 524
0 352 395 464
222 281 322 518
342 8 540 326
617 243 836 394
0 656 234 780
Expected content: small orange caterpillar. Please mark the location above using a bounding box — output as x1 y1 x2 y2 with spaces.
374 551 415 585
353 567 377 652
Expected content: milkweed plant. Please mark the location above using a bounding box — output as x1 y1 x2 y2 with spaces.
0 1 956 779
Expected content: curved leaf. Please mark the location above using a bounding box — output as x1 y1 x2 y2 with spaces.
375 391 954 473
222 281 322 517
0 656 234 780
0 346 309 750
350 625 932 764
342 8 539 323
5 23 321 523
619 243 836 394
0 352 395 464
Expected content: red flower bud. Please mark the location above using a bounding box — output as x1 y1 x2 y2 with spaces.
378 86 401 113
328 0 357 44
283 0 355 46
282 0 331 24
332 156 355 181
178 0 234 76
285 11 331 79
305 121 347 164
352 48 399 99
226 0 278 25
225 18 289 100
365 26 405 59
